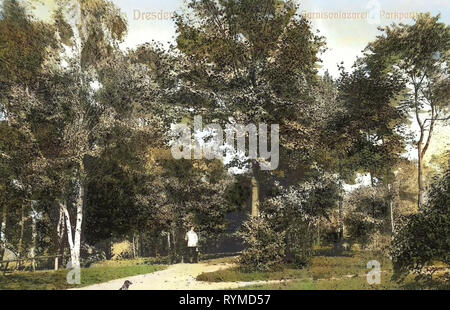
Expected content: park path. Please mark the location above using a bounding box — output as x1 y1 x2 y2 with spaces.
72 260 287 290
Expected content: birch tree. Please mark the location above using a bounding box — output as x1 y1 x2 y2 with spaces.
49 1 176 267
36 0 127 268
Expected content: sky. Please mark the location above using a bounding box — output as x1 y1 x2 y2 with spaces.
106 0 450 77
29 0 450 75
22 0 450 166
29 0 450 77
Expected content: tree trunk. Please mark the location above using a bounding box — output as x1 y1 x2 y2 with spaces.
316 225 321 246
132 234 136 259
167 231 171 251
370 171 375 187
55 205 65 271
417 152 424 209
30 203 37 271
390 200 395 234
414 80 435 209
388 184 395 235
17 204 25 257
338 199 344 241
251 176 260 217
0 204 7 261
73 176 84 268
15 204 26 271
61 188 83 270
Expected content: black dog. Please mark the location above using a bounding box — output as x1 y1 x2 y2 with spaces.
119 280 133 290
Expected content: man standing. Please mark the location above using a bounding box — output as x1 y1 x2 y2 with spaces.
185 227 199 263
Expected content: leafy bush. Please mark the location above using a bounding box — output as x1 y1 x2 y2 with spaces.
285 220 315 266
80 243 106 267
344 211 374 245
239 174 340 270
343 186 394 255
365 232 391 257
391 169 450 281
238 217 285 272
111 240 133 260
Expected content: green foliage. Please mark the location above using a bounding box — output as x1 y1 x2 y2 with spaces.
391 169 450 280
344 186 393 246
199 250 448 290
239 172 341 270
327 57 407 182
238 217 285 272
174 0 327 177
367 14 450 208
0 0 55 86
0 1 448 290
284 220 315 266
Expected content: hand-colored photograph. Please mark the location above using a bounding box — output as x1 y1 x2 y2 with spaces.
0 0 448 294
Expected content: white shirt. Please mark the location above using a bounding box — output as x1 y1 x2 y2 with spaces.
186 231 198 247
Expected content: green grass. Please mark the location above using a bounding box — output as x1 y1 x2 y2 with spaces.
238 272 449 290
309 254 392 280
0 258 167 290
197 266 307 282
196 250 448 290
238 275 401 290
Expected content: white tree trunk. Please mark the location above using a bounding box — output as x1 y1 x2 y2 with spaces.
0 204 7 260
390 200 395 234
18 204 25 257
73 178 84 269
167 232 171 250
30 203 37 271
338 199 344 241
55 206 65 270
60 167 84 270
0 205 6 242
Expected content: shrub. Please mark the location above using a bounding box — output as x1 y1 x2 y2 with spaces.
285 220 315 266
238 175 340 271
80 243 106 267
391 169 450 281
365 232 391 257
344 211 374 245
111 240 133 260
238 217 285 272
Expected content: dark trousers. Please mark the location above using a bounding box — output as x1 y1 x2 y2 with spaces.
187 247 198 263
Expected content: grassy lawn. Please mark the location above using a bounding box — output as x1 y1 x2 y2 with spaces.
309 255 392 280
240 272 449 290
0 258 167 290
196 251 449 290
197 266 307 282
237 275 400 290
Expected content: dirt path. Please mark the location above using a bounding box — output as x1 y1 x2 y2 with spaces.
73 261 288 290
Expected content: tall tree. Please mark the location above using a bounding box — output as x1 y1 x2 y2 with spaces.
174 0 326 211
366 14 450 208
51 0 128 268
0 0 56 261
1 0 129 268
